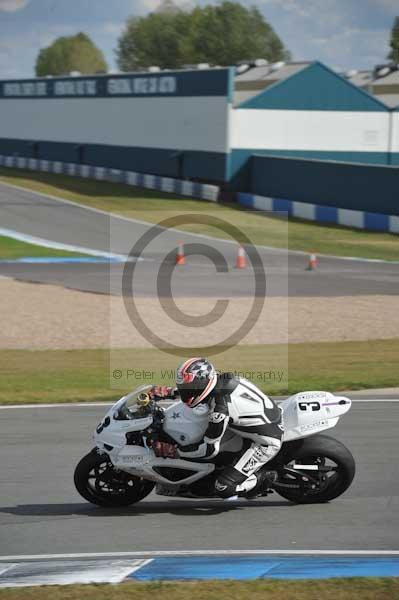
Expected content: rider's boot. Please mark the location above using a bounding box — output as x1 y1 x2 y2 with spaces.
244 470 278 499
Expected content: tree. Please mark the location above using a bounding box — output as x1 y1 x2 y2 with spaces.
35 33 108 77
184 3 289 66
116 1 290 71
388 16 399 63
156 0 181 14
116 10 191 71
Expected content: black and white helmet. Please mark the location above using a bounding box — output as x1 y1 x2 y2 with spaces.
176 357 217 407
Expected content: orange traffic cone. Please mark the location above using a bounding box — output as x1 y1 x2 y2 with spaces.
236 245 247 269
306 252 317 271
176 241 185 265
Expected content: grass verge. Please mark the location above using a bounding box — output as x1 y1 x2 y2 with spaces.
0 167 398 261
1 339 398 404
0 578 398 600
0 234 89 260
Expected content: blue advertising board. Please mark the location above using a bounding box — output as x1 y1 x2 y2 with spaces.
0 68 233 99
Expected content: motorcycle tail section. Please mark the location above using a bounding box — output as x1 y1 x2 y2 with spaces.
280 391 352 442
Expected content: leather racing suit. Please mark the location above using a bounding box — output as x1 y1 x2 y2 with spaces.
176 373 283 498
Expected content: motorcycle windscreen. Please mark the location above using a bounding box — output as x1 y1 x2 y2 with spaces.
117 384 154 420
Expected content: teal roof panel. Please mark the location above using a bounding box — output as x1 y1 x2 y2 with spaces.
238 62 388 112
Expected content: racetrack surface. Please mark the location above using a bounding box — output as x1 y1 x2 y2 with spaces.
0 181 398 297
0 399 398 555
2 260 399 298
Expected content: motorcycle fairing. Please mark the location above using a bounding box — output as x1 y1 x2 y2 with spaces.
113 444 215 486
280 391 352 441
93 386 351 486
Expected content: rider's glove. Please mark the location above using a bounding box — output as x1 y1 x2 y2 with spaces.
153 441 177 459
150 385 176 400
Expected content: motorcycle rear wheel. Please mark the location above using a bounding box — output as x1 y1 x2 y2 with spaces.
275 434 355 504
74 449 155 507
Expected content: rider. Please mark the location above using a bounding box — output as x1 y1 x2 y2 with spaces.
151 357 283 499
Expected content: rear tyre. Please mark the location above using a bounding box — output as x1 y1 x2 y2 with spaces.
275 434 355 504
74 449 155 507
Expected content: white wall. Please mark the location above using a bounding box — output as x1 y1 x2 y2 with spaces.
0 96 229 153
390 111 399 154
232 109 390 153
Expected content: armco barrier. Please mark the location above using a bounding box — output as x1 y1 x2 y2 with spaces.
0 155 220 203
238 193 399 234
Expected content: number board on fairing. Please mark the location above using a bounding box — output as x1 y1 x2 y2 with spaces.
298 401 321 412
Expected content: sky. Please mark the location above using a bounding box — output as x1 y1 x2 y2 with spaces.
0 0 397 79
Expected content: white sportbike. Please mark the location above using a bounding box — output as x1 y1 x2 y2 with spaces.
74 384 355 506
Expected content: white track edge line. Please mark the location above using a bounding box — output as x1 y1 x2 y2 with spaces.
1 179 396 264
0 403 114 409
0 401 175 409
0 565 16 575
129 558 153 574
0 226 128 262
1 398 398 409
1 550 399 561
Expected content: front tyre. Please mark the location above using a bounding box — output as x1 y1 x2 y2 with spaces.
275 434 355 504
74 449 155 507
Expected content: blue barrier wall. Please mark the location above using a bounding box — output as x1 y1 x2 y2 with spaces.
249 154 399 216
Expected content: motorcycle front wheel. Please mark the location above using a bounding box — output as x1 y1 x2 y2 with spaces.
274 434 355 504
74 449 155 507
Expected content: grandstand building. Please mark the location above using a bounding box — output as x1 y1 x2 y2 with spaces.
0 60 398 213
